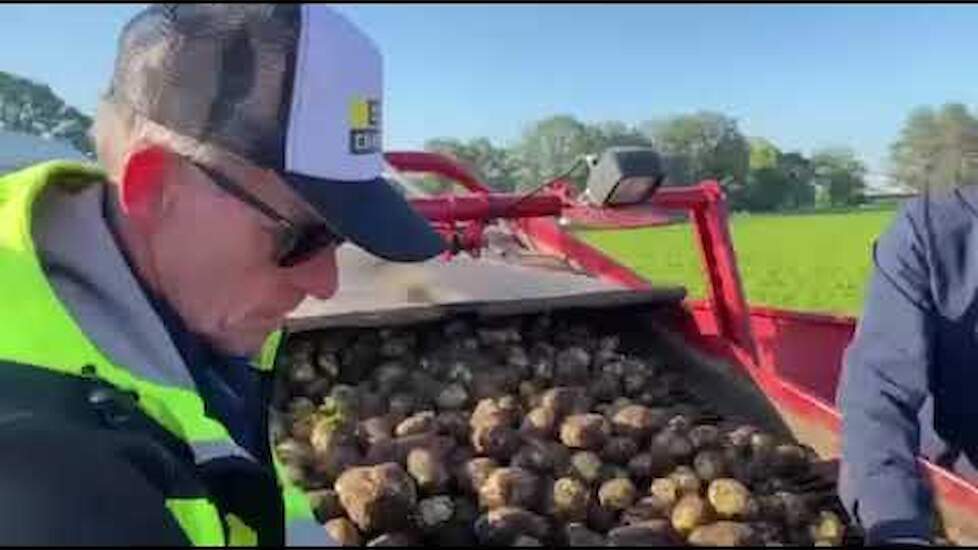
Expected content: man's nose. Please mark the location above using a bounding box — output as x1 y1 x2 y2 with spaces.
282 246 339 300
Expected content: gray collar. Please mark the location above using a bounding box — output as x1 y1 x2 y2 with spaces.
30 182 198 390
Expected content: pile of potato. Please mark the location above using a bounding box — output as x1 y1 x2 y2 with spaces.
270 314 854 546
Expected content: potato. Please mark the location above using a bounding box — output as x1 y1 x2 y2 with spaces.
626 452 654 481
309 415 356 455
436 383 469 410
621 372 650 397
511 440 556 474
373 362 410 396
550 477 591 522
544 440 571 476
621 496 669 525
541 387 592 418
649 477 680 510
771 443 810 476
288 358 318 387
507 345 531 371
688 521 758 546
324 518 361 546
518 380 544 409
752 521 786 545
366 532 417 546
601 436 639 465
406 447 450 495
669 466 702 496
395 411 437 438
808 510 845 546
726 425 759 451
588 372 622 403
611 405 660 440
334 463 418 534
607 520 682 546
474 507 550 546
456 457 500 495
358 392 387 420
415 495 455 533
694 450 728 482
560 414 612 450
707 478 752 519
598 477 637 511
311 444 362 484
666 414 693 434
749 432 776 459
689 424 722 451
651 431 694 465
315 349 341 379
306 489 343 523
472 397 521 428
435 410 470 443
554 347 592 385
471 422 521 459
364 433 455 466
510 535 543 547
408 371 442 408
520 407 558 440
563 523 606 546
379 329 414 358
479 467 539 510
586 501 618 533
568 451 604 485
671 494 714 535
775 491 812 528
276 438 314 468
387 392 417 422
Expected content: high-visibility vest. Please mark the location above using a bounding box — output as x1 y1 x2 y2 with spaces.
0 160 323 546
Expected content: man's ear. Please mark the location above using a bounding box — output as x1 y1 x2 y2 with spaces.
119 145 175 225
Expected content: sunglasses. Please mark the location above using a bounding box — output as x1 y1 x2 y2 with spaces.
190 161 345 267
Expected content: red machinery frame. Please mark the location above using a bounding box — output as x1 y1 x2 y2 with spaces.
384 150 978 542
386 151 757 363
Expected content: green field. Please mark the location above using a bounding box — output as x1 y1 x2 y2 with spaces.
576 207 899 316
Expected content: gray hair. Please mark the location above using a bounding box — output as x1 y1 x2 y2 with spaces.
89 97 236 183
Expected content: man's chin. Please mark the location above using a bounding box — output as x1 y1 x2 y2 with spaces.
210 323 282 359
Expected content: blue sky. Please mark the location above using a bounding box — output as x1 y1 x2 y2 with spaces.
4 4 978 175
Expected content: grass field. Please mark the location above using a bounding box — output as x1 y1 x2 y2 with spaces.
576 207 900 316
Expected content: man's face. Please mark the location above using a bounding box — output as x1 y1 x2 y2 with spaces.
144 154 340 356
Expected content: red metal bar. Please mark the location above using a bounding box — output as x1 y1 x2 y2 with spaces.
384 151 491 194
649 182 759 364
410 194 562 223
513 216 654 290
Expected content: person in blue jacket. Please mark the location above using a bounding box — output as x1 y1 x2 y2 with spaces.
838 184 978 545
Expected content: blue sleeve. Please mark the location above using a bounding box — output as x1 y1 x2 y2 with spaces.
836 200 937 544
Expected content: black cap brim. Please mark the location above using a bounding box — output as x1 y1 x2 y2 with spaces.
285 172 446 262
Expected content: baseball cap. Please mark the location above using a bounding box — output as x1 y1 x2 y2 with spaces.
105 4 445 262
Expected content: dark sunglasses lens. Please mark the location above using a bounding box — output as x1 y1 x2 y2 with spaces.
278 226 343 267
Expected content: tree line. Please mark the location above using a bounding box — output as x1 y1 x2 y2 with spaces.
423 112 869 213
0 71 93 156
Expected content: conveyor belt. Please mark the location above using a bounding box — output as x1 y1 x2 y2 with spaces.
286 245 686 330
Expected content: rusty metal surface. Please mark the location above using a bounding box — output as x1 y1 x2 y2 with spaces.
286 244 686 330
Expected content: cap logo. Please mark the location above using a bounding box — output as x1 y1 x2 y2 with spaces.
349 98 381 155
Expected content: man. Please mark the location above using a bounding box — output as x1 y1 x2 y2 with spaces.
0 4 443 545
838 184 978 545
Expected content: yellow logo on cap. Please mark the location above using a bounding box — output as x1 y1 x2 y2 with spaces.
349 98 381 155
349 98 380 129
